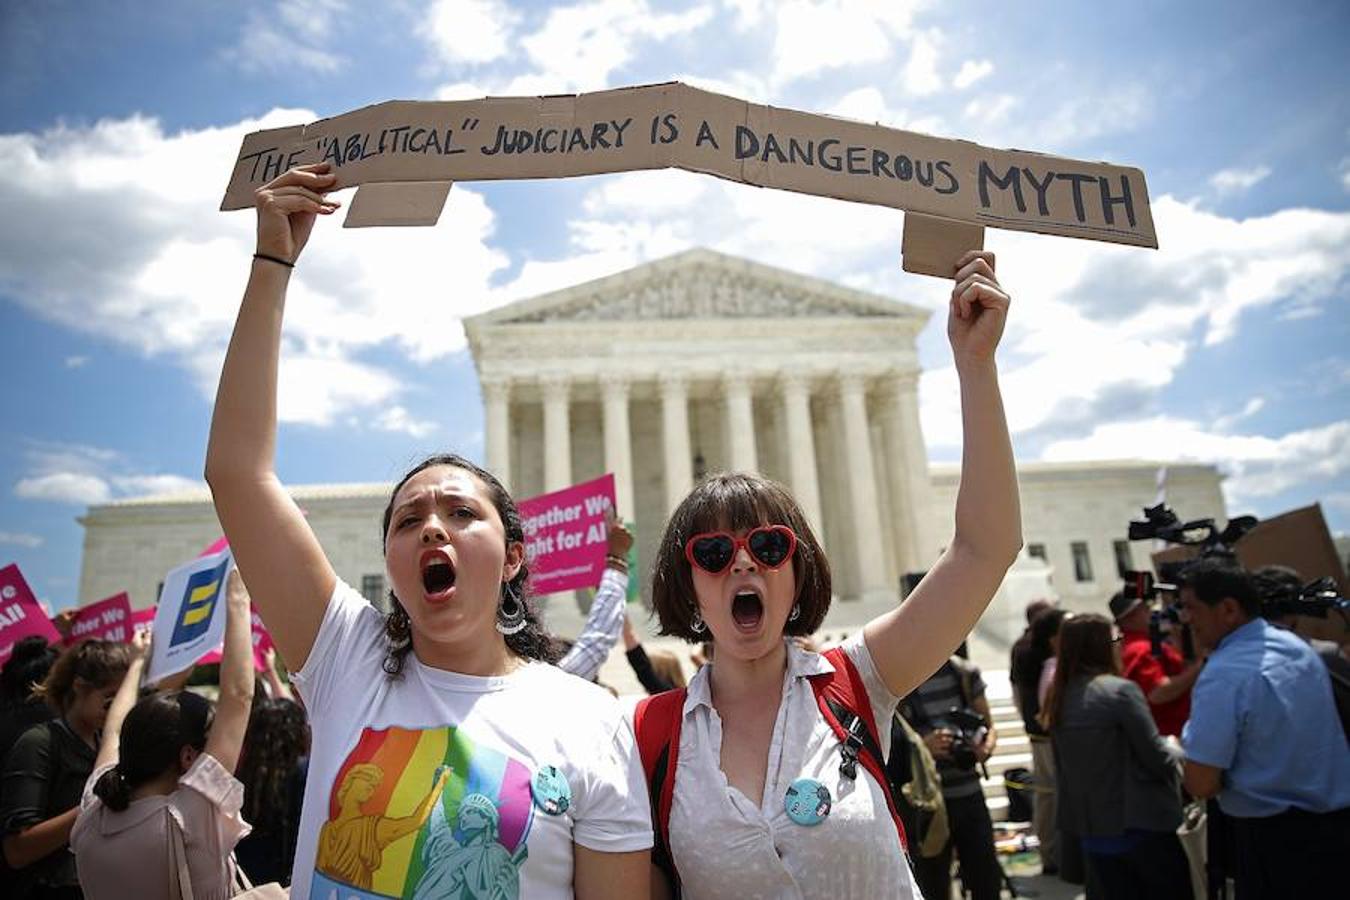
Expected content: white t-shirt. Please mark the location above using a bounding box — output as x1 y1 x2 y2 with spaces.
287 580 652 900
666 636 919 899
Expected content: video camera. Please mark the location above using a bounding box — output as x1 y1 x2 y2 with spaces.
1123 503 1261 661
1127 503 1260 557
1254 573 1350 625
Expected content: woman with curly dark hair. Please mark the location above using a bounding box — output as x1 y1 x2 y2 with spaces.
233 697 310 886
204 161 651 899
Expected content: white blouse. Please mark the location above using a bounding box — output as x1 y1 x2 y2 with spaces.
668 636 920 899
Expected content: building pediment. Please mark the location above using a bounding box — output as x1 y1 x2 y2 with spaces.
468 248 930 327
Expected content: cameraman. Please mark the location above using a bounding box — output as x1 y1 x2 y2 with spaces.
1255 564 1350 740
1178 559 1350 899
1109 590 1202 737
900 653 1001 900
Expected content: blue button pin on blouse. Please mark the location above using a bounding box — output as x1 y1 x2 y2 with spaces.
784 777 832 826
531 764 572 816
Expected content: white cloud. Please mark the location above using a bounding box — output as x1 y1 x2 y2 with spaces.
0 531 44 548
902 30 943 96
1210 165 1272 195
422 0 519 67
1213 397 1265 432
64 355 88 368
0 111 514 428
920 196 1350 450
374 405 439 438
762 0 926 87
514 0 714 94
15 472 112 505
963 93 1018 125
1337 157 1350 191
222 0 347 74
11 442 204 506
953 59 993 90
1041 418 1350 511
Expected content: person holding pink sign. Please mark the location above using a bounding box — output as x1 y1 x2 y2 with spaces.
636 250 1020 900
202 163 651 900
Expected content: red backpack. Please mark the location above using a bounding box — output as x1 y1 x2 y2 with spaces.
633 646 908 889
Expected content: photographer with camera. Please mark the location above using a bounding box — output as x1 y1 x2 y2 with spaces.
1178 559 1350 899
900 651 1001 900
1110 588 1202 738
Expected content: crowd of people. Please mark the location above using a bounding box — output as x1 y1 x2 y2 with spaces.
1007 559 1350 900
0 157 1343 900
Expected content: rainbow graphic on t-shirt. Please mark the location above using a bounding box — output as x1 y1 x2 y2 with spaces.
310 724 535 899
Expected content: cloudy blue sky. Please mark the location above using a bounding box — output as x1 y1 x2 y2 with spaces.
2 0 1348 610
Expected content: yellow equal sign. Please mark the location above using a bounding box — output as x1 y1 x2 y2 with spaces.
182 580 218 626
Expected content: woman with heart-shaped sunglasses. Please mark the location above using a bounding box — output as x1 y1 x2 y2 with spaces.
641 250 1022 900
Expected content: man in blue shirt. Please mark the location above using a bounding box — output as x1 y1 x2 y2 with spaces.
1179 559 1350 899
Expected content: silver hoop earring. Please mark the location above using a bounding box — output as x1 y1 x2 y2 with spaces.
690 610 706 634
496 582 527 635
789 604 801 622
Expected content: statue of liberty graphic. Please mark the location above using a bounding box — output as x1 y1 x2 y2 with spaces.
410 766 528 900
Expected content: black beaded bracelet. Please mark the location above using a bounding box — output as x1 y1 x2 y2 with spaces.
253 252 295 269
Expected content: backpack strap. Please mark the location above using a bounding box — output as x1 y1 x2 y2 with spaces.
634 688 686 892
811 647 908 854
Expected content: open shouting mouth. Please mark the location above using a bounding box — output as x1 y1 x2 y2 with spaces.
420 548 457 603
731 587 765 632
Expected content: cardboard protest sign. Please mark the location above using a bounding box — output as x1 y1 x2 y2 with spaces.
64 592 133 645
146 548 234 683
518 474 616 596
221 82 1156 277
0 564 62 666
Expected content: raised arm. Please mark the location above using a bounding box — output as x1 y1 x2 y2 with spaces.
204 570 258 773
864 251 1022 697
92 630 151 772
204 163 341 669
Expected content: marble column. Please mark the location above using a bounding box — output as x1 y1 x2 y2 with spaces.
877 372 926 574
886 370 937 565
779 373 822 534
837 372 890 600
481 377 512 490
541 374 572 492
600 374 635 519
723 373 758 472
659 374 694 513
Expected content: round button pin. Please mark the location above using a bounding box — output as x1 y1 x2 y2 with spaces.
784 777 832 826
531 765 572 816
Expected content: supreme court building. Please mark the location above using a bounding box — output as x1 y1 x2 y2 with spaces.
76 249 1226 656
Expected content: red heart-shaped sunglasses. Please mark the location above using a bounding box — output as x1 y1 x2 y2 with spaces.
684 525 798 575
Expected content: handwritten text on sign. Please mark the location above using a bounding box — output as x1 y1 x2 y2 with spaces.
221 83 1156 249
517 474 616 596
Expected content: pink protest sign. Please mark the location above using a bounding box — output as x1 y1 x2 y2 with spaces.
517 474 616 596
197 606 275 671
0 564 63 666
130 607 156 639
65 592 133 645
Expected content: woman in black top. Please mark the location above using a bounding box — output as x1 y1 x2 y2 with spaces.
1 639 131 899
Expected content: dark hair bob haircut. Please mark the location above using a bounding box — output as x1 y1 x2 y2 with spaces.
651 472 831 642
379 453 560 675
